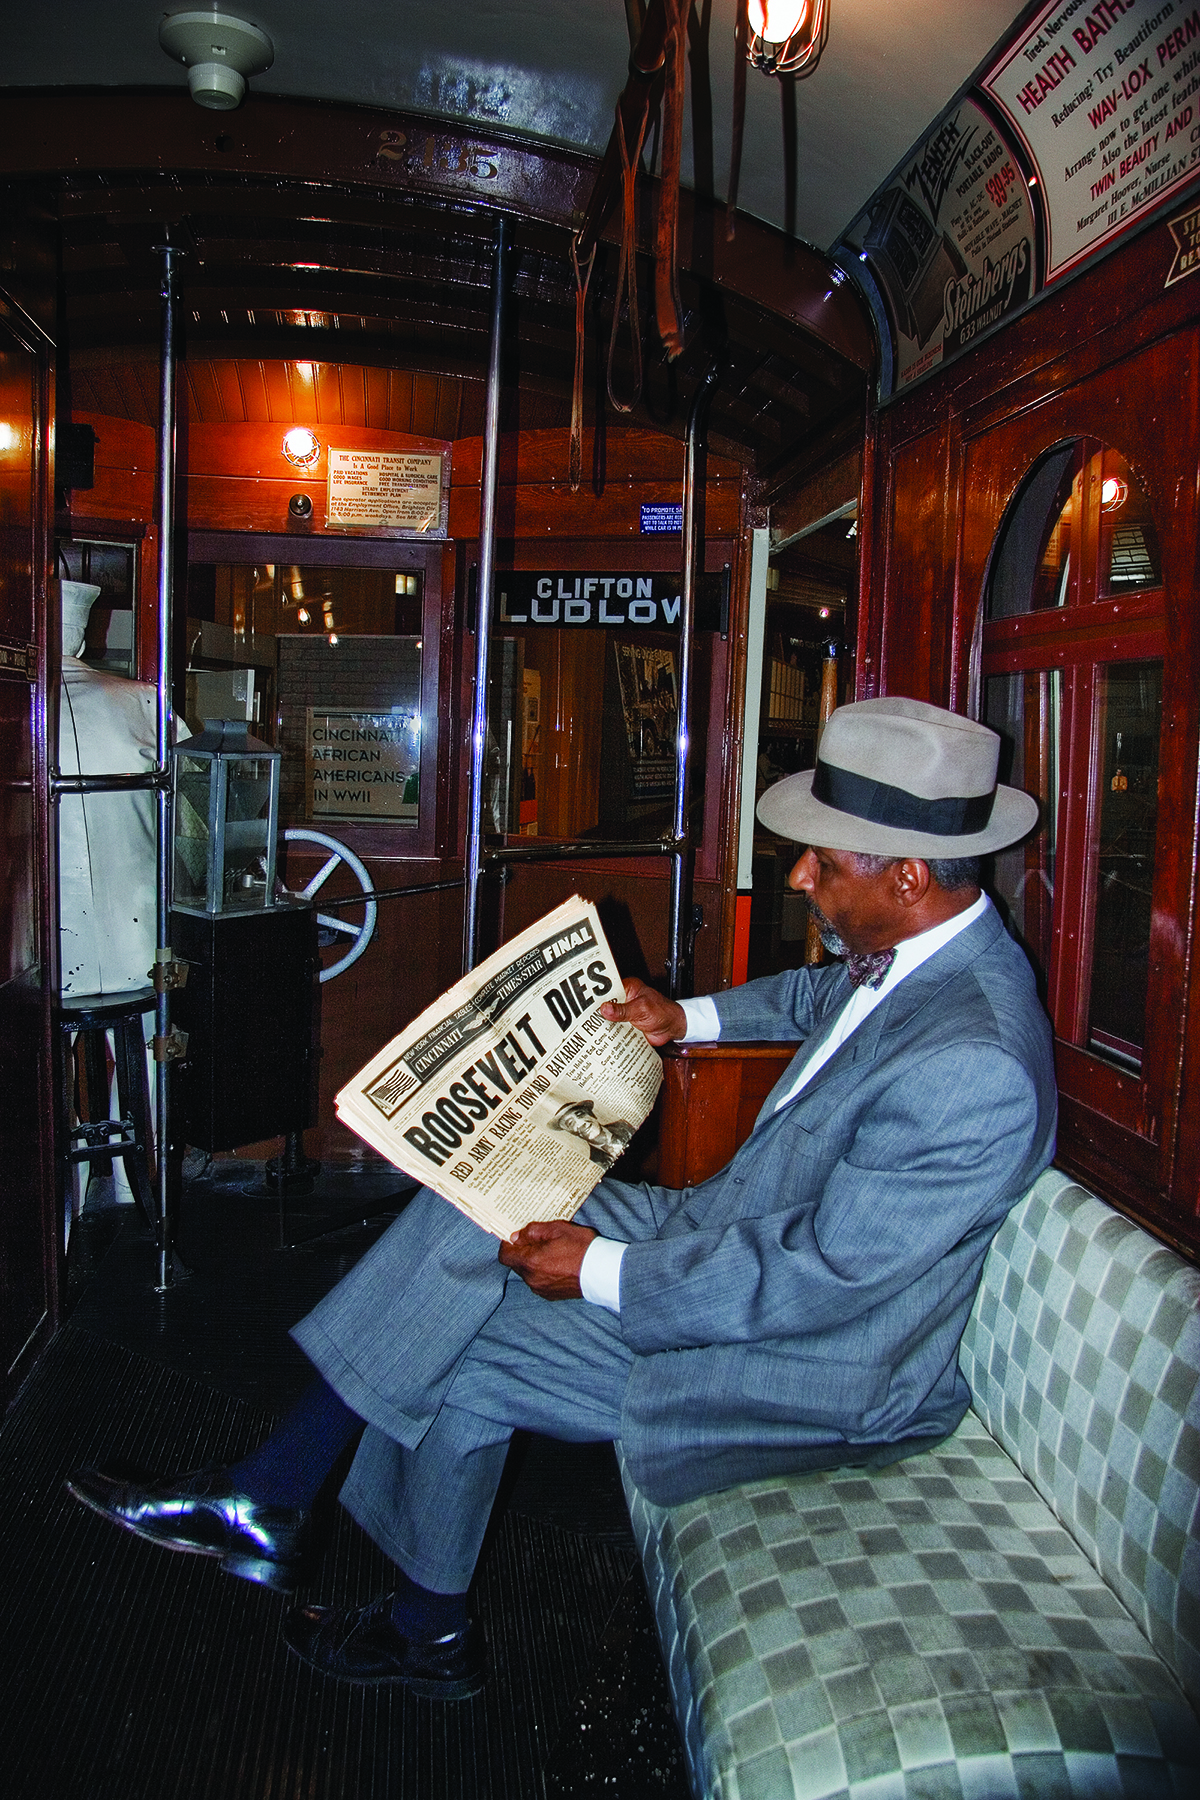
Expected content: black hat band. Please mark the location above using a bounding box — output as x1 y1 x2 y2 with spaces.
812 758 997 837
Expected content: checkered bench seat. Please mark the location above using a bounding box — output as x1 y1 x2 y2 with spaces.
618 1170 1200 1799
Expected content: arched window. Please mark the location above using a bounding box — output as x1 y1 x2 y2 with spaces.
980 442 1165 1069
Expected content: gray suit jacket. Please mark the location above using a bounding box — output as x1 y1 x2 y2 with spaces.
586 903 1057 1504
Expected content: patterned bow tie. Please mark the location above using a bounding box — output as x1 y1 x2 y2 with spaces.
845 948 896 990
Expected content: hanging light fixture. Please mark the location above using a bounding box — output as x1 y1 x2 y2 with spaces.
726 0 830 242
158 9 274 111
747 0 830 77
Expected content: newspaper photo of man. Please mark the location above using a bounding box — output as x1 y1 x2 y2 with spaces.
547 1100 635 1169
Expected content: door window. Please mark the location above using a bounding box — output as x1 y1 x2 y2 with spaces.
981 442 1165 1067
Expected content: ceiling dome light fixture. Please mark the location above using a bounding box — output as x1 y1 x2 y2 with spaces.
282 426 321 468
158 9 274 111
746 0 829 78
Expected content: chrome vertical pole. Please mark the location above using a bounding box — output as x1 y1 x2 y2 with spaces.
153 240 180 1289
463 215 508 973
666 361 720 998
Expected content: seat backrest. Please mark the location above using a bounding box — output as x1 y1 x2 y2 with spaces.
959 1168 1200 1706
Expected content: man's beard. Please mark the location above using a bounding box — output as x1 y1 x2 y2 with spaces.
807 898 849 958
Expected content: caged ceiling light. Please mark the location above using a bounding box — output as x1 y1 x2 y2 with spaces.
282 426 321 468
746 0 830 77
158 9 274 111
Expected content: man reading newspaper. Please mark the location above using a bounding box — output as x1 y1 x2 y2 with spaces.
67 699 1055 1701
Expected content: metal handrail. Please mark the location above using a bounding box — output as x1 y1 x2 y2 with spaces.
666 359 721 998
50 769 169 796
462 213 508 975
153 240 181 1290
311 838 679 908
486 838 680 864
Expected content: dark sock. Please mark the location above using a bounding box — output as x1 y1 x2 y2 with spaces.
389 1569 468 1640
227 1376 364 1509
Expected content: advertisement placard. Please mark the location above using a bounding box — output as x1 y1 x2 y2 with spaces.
983 0 1200 282
845 98 1036 388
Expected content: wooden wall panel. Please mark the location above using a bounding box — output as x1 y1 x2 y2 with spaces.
449 480 740 542
657 1044 798 1187
862 221 1200 1257
184 420 449 480
286 854 465 1159
451 428 744 487
879 422 952 703
495 865 725 1005
450 427 743 541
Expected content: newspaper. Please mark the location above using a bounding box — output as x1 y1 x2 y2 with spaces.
335 896 663 1238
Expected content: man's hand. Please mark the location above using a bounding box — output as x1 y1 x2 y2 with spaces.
499 1220 598 1299
600 976 687 1046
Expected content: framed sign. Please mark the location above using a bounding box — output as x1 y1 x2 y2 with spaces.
306 707 420 823
326 447 449 534
845 97 1036 389
983 0 1200 284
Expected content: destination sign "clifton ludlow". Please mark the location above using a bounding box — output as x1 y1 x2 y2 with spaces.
494 572 683 629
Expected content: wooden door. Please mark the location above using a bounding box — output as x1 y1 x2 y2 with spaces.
953 335 1199 1248
0 291 57 1401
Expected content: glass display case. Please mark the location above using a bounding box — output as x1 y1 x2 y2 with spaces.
173 720 281 914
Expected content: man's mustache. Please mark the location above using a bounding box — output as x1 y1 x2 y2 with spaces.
806 896 849 957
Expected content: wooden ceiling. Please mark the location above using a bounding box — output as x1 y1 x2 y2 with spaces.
57 166 869 483
71 355 489 441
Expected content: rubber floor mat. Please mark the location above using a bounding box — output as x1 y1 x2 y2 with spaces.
0 1323 646 1800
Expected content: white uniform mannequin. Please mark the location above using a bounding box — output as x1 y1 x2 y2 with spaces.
58 581 161 997
57 581 187 1219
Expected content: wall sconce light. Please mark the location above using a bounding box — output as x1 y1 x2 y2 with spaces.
747 0 829 77
159 9 274 111
282 426 320 468
1101 476 1129 512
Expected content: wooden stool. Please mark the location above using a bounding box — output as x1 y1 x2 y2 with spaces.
58 986 158 1233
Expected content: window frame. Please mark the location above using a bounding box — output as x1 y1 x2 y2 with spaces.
978 438 1168 1126
187 530 452 860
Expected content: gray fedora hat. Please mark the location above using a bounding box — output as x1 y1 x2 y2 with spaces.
756 696 1038 858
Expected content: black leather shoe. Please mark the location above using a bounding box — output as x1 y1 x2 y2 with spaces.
65 1465 313 1594
282 1596 486 1697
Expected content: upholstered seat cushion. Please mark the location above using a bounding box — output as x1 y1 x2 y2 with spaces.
620 1413 1200 1799
958 1171 1200 1709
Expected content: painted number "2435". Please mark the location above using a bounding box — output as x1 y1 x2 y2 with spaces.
376 130 499 181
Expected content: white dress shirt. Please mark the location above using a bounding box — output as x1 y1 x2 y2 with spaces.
577 893 989 1314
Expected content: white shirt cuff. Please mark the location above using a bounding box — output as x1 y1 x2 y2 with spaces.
677 995 721 1042
579 1236 627 1313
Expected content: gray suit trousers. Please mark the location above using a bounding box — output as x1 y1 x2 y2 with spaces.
292 1182 655 1591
